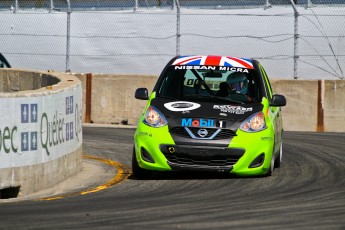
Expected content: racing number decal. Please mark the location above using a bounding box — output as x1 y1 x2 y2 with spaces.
186 79 199 86
218 120 226 128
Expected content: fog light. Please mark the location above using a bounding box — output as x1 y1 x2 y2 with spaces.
249 153 265 168
168 147 175 153
141 147 155 163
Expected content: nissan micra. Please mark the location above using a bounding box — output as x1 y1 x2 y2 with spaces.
133 55 286 178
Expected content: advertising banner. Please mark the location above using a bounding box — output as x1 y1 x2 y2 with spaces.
0 85 82 168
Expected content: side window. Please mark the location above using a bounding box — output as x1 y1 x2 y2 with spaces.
158 69 184 98
158 70 174 96
260 65 273 100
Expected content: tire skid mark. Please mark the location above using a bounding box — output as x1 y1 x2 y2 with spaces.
40 154 131 201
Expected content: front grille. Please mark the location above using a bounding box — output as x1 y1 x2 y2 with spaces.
169 127 236 140
160 145 245 168
165 154 239 167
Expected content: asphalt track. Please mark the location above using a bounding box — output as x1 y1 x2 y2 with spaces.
0 127 344 229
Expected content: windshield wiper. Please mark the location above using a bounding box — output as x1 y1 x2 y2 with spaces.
157 95 181 100
211 95 245 104
184 94 245 104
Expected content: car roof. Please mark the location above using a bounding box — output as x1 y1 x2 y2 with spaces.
171 55 254 69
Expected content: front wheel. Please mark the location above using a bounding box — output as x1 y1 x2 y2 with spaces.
274 142 283 168
266 154 275 176
267 142 283 176
132 147 151 180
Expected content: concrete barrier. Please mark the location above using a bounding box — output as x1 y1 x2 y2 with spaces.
75 74 157 125
0 68 82 196
271 79 345 132
76 74 345 133
271 80 319 132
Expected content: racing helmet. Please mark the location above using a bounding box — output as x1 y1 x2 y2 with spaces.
226 72 249 94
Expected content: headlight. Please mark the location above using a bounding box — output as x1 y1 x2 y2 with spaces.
143 106 168 127
240 112 266 132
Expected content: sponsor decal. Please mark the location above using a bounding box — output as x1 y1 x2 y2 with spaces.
261 137 273 141
213 105 253 114
174 65 249 73
218 67 249 73
137 132 152 137
182 118 226 128
181 118 215 127
175 66 217 70
164 101 201 112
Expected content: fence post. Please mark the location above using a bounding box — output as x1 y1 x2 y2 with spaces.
176 0 181 56
49 0 54 12
264 0 271 10
305 0 314 9
85 73 92 123
66 0 71 72
14 0 18 13
290 0 299 79
172 0 176 10
134 0 138 12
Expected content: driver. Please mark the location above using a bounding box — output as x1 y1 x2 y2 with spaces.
226 72 249 94
216 72 252 101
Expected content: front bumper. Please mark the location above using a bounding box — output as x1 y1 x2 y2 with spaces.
160 144 244 172
134 124 274 176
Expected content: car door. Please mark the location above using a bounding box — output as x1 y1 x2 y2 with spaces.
259 64 282 156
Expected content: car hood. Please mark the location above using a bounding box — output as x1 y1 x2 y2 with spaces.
150 97 263 131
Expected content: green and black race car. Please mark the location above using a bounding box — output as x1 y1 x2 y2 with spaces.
133 55 286 178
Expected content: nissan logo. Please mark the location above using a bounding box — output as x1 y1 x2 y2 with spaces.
197 129 208 138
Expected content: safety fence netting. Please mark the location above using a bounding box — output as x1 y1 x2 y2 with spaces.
0 0 344 79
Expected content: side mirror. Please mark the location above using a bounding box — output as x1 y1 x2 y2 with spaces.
270 94 286 107
135 88 149 100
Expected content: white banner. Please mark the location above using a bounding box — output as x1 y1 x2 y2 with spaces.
0 84 82 168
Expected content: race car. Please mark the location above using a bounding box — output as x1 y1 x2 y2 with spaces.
133 55 286 178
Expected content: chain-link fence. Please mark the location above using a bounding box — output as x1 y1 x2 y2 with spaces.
2 1 345 10
0 0 344 79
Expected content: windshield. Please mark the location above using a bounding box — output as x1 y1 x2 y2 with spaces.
157 66 262 103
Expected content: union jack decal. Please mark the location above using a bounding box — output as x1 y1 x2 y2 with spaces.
172 55 254 69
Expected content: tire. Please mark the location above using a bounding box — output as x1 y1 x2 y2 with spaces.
132 147 151 180
266 154 275 176
274 142 283 168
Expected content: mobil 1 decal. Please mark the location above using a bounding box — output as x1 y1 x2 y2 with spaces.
181 118 226 128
